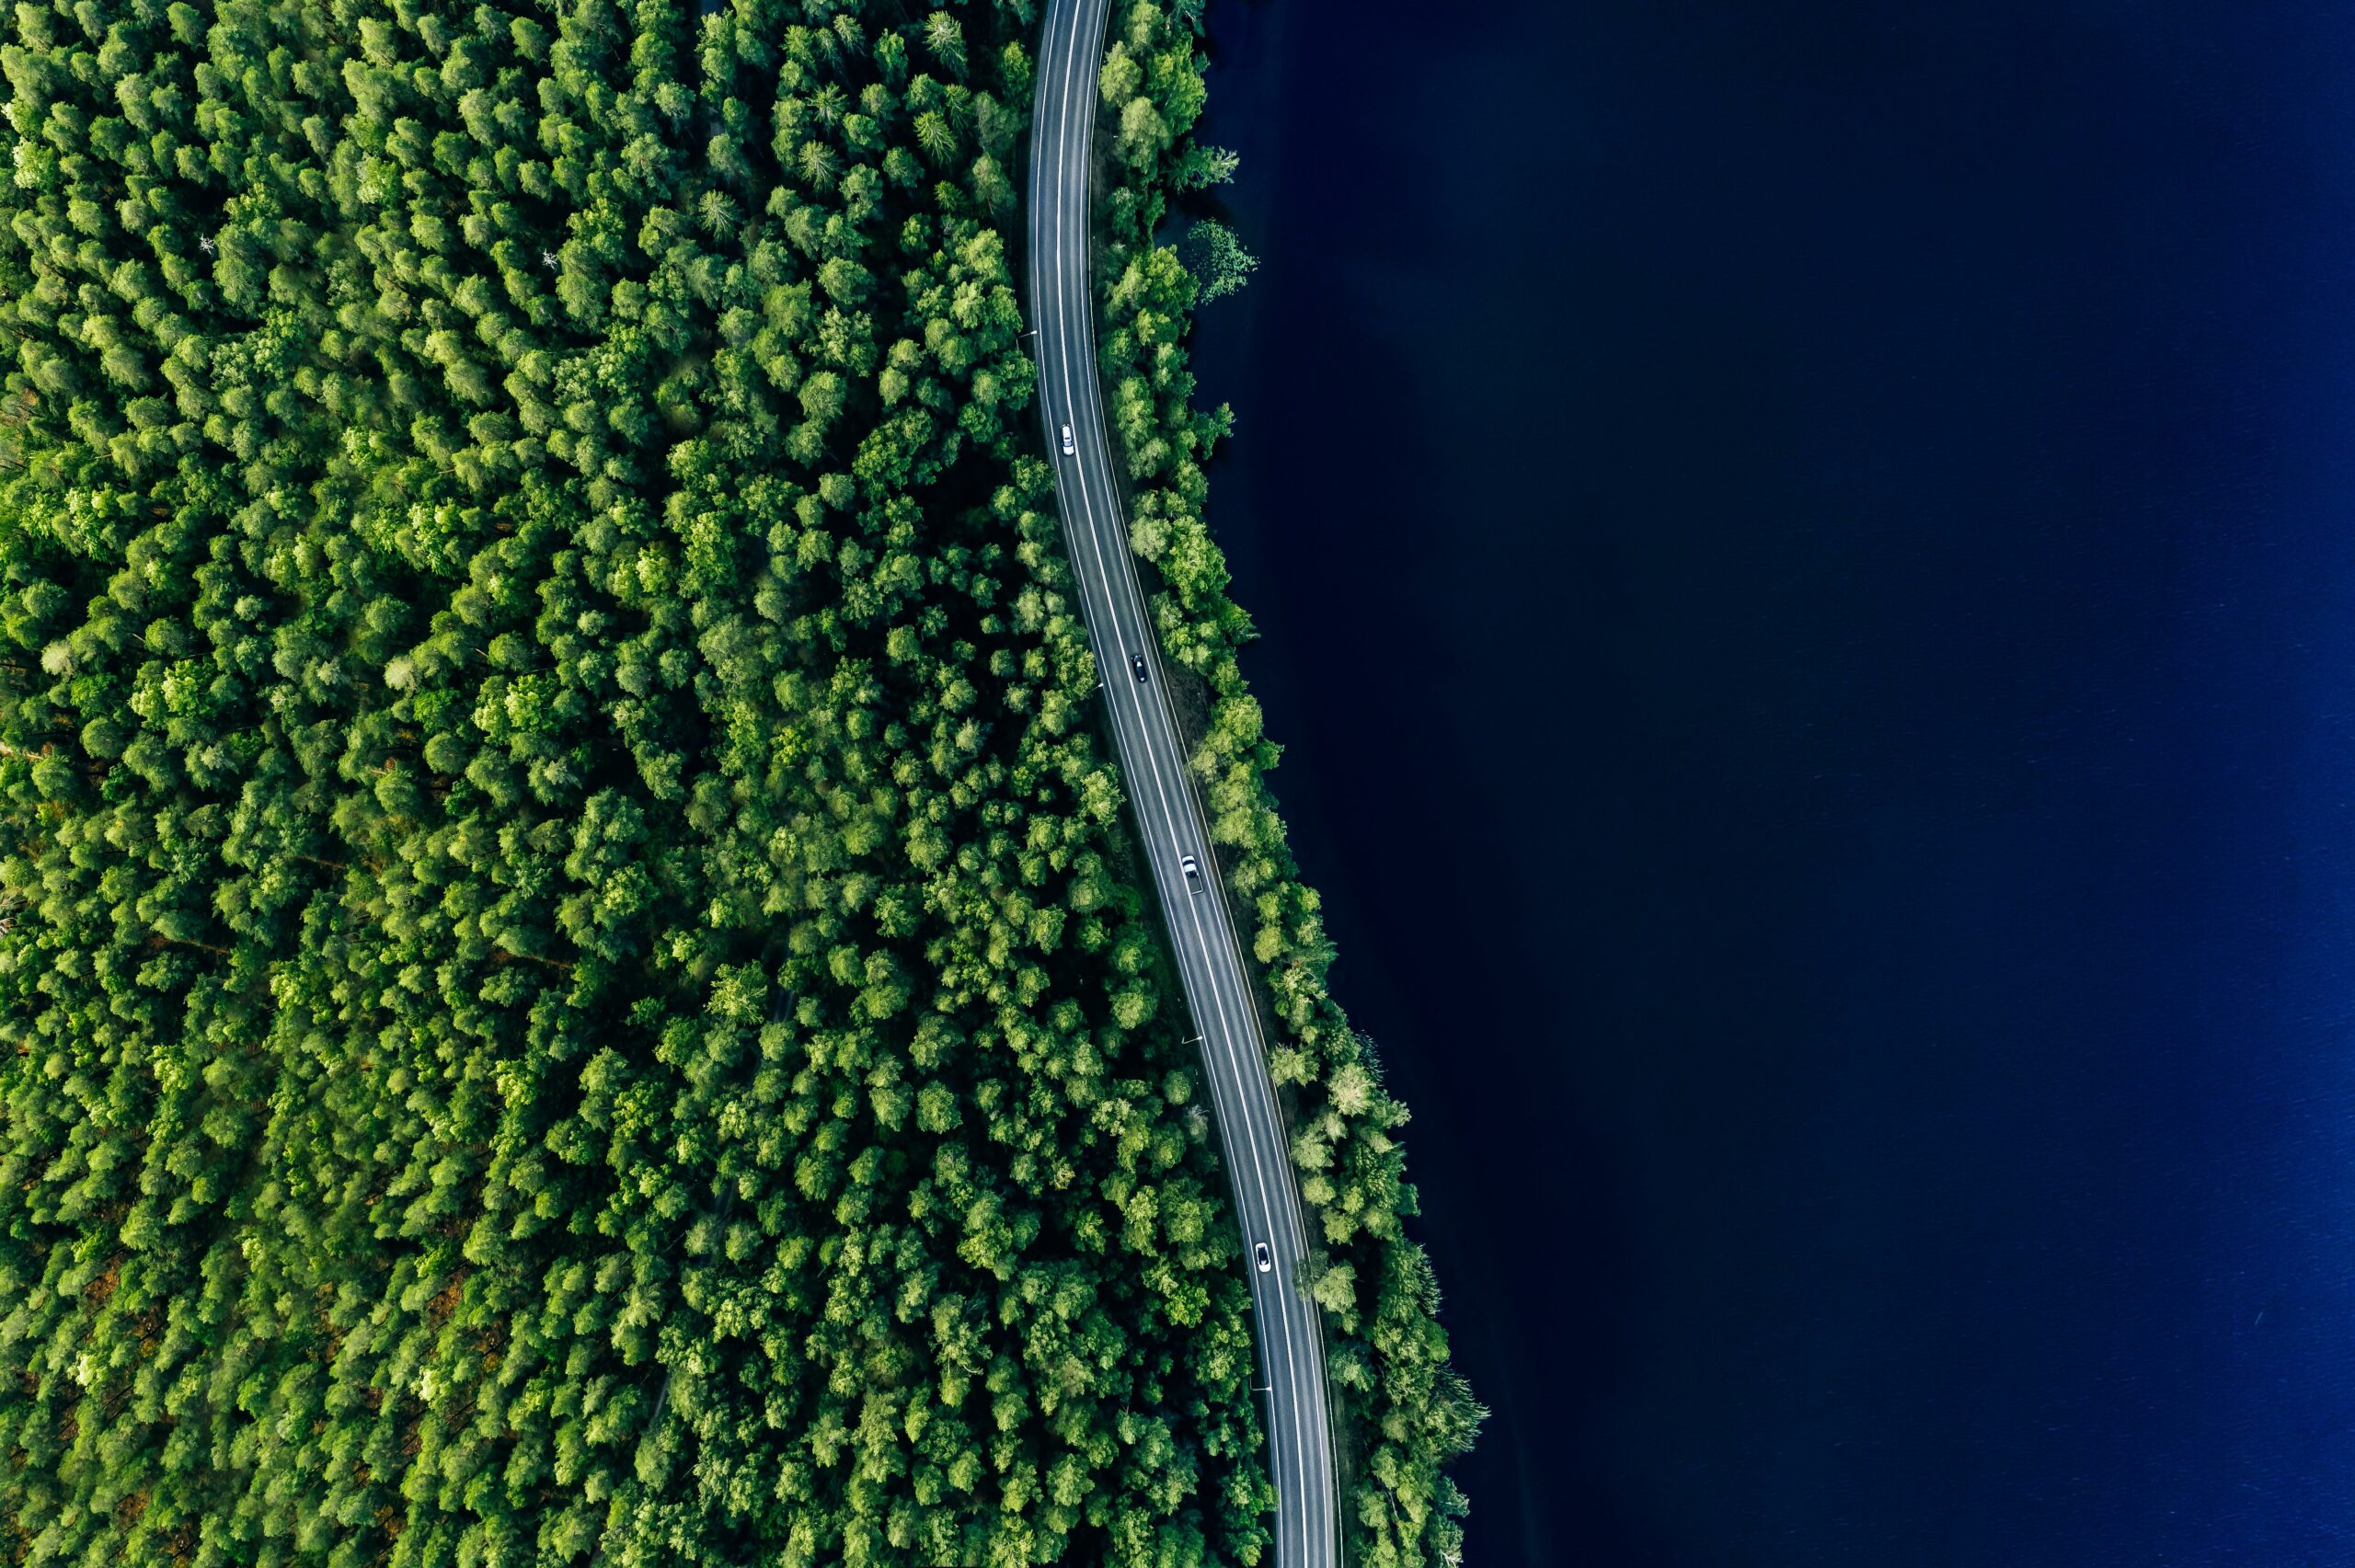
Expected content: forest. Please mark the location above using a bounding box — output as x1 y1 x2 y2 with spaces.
0 0 1475 1562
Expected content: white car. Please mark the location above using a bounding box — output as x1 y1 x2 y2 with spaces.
1061 423 1075 455
1253 1242 1272 1274
1180 854 1200 888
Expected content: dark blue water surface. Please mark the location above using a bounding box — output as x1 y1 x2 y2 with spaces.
1186 1 2355 1562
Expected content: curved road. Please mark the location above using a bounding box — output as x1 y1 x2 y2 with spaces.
1026 6 1338 1566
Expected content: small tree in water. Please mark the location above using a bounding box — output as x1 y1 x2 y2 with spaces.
1183 218 1258 303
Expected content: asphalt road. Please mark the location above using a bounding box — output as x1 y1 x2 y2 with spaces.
1026 5 1338 1565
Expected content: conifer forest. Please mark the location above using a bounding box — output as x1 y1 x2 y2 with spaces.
0 0 1479 1561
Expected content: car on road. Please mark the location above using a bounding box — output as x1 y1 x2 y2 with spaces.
1180 854 1200 887
1061 423 1074 454
1254 1242 1272 1274
1131 653 1148 682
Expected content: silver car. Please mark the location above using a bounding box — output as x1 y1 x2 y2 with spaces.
1254 1242 1272 1274
1061 423 1074 455
1180 854 1200 888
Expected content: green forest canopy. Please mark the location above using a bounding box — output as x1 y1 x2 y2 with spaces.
0 0 1478 1562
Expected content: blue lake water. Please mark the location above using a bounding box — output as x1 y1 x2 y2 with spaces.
1187 0 2355 1562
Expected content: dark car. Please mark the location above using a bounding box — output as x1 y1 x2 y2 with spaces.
1131 653 1149 682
